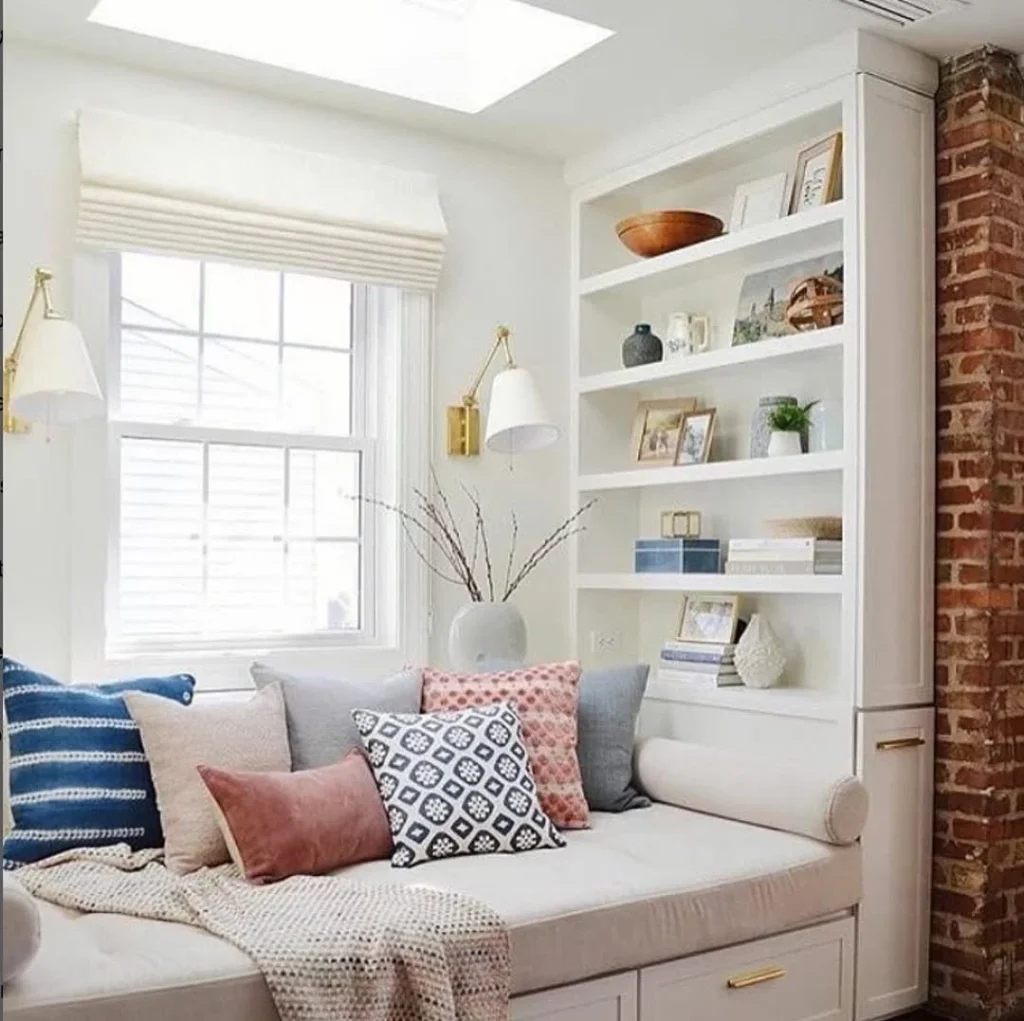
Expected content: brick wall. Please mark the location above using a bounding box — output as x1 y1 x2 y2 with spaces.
933 45 1024 1021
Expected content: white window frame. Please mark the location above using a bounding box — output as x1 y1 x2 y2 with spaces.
70 250 431 690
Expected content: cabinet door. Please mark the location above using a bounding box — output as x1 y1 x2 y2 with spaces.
855 708 934 1020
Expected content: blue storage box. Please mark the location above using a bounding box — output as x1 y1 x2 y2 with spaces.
633 538 722 574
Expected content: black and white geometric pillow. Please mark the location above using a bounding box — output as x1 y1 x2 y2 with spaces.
352 701 565 868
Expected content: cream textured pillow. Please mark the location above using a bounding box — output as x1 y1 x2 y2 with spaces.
124 684 290 873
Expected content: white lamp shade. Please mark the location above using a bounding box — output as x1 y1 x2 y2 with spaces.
11 315 104 424
485 366 559 455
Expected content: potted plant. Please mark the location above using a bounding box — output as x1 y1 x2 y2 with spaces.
767 401 817 457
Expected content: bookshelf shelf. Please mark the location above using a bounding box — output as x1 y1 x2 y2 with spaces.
576 572 843 595
578 202 845 299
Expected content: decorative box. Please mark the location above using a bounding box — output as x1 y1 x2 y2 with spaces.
633 538 722 574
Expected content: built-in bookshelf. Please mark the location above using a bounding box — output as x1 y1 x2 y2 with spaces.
568 42 936 1020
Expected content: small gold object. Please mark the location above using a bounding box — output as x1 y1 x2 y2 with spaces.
726 965 787 990
876 737 926 751
446 325 515 457
660 510 702 539
4 268 59 435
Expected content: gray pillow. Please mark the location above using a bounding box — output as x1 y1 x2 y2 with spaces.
577 664 651 812
250 663 423 771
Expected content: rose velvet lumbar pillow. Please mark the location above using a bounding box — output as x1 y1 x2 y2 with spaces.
421 662 589 829
197 751 392 883
124 684 291 873
353 702 564 868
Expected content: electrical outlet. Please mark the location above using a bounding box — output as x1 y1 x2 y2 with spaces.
589 630 621 654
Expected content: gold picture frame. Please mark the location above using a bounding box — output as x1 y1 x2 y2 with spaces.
790 132 843 215
675 408 716 466
631 398 699 466
677 594 740 645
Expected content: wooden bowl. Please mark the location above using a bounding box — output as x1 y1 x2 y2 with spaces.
616 210 724 259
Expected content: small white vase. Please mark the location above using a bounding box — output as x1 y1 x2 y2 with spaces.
767 430 803 457
734 614 786 690
448 602 527 671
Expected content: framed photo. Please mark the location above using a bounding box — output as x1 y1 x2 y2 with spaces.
677 594 740 645
729 172 788 232
631 398 698 465
731 250 843 346
675 409 716 466
790 133 842 214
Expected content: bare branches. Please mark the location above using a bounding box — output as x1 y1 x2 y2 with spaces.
358 476 595 604
503 498 597 601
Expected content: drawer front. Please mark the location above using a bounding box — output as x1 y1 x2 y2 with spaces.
512 972 637 1021
640 918 854 1021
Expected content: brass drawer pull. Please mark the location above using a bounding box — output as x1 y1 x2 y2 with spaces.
876 737 925 751
726 965 787 990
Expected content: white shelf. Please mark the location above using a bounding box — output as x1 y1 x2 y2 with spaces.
576 326 845 396
577 450 843 492
578 202 845 299
576 572 844 594
644 678 848 721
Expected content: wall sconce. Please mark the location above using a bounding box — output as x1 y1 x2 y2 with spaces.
446 325 558 457
3 268 104 434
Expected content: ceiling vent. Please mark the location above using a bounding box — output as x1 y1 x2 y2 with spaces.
834 0 971 26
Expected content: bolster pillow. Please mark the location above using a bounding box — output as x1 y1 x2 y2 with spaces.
3 873 41 985
635 738 868 845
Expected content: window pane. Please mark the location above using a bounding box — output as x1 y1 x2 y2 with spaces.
204 262 279 340
288 450 360 539
282 348 351 435
207 445 284 539
118 439 204 639
121 253 200 332
283 274 352 349
202 339 279 430
120 329 199 423
286 541 360 632
207 540 286 637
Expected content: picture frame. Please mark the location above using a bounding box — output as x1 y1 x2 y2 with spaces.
790 133 842 215
729 172 788 232
731 250 843 346
675 408 716 466
677 594 740 645
631 398 699 465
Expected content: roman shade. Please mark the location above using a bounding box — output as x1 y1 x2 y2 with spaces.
76 109 447 290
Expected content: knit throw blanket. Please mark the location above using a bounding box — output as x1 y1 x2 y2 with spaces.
17 845 511 1021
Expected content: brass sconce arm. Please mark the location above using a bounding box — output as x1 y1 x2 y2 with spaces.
3 268 58 435
447 325 516 456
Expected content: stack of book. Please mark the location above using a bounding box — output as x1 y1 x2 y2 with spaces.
725 538 842 575
658 641 740 687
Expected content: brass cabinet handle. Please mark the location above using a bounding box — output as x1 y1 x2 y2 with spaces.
876 737 926 751
726 965 787 990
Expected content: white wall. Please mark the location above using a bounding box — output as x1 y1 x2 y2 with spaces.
2 42 571 683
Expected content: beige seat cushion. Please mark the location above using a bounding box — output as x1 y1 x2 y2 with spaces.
3 805 861 1021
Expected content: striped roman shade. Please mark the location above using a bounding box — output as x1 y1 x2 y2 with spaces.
76 109 448 290
2 659 195 867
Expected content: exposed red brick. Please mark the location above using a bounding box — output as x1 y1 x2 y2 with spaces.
933 44 1024 1021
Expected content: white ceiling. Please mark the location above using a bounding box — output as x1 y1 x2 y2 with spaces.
7 0 1024 159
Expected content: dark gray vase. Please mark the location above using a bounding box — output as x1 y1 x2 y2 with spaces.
622 324 663 368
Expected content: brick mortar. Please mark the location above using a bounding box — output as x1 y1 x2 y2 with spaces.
933 44 1024 1021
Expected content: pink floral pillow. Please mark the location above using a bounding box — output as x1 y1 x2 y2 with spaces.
422 662 588 829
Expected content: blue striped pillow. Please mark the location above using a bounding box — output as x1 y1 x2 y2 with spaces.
2 659 195 867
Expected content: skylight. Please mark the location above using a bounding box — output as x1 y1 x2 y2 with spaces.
88 0 614 114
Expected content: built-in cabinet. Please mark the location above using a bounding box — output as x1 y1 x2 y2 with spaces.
567 31 936 1021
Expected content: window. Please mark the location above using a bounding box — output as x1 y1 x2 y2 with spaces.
107 252 383 655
